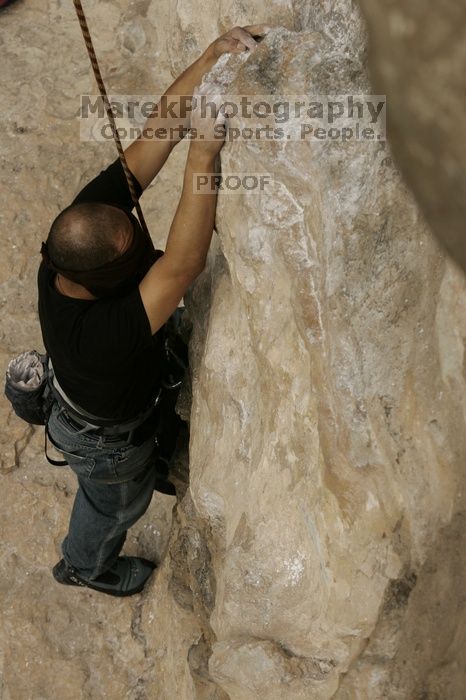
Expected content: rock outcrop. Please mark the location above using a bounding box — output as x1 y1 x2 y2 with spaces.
357 0 466 273
1 1 465 699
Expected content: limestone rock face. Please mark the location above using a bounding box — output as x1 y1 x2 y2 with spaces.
177 22 466 700
1 1 465 699
356 0 466 273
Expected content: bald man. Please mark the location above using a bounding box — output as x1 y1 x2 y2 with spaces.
41 25 268 597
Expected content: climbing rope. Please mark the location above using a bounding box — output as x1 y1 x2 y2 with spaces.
72 0 151 238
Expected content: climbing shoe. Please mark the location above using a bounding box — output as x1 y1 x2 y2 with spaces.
52 556 156 597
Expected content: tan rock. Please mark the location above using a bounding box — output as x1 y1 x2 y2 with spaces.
179 21 466 700
1 1 465 699
356 0 466 273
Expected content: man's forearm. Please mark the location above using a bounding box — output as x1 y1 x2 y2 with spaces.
142 45 218 141
163 145 218 274
163 45 218 130
125 26 265 189
125 45 218 189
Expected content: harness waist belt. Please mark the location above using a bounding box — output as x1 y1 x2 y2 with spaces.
48 360 161 435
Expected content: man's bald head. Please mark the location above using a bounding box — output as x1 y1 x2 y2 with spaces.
47 202 132 272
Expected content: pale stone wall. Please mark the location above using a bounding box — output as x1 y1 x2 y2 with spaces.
357 0 466 274
1 1 465 699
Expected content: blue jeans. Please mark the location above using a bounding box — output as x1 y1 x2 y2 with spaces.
47 401 160 580
46 307 188 580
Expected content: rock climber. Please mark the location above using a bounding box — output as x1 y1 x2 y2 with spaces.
40 25 268 597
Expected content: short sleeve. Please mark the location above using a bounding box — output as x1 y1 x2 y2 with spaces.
81 286 154 366
71 158 143 209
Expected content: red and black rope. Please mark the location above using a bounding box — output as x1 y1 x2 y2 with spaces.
72 0 150 239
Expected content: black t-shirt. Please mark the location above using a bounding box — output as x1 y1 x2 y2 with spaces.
38 158 165 421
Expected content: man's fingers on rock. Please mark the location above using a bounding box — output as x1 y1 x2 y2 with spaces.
242 24 272 37
224 37 245 53
215 108 227 127
229 26 257 52
210 94 225 113
230 42 247 54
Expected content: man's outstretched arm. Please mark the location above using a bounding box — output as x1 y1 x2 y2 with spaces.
125 25 269 190
138 96 226 334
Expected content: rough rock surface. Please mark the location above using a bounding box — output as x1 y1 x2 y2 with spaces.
1 1 465 699
356 0 466 273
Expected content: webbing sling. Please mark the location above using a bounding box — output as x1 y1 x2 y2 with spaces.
44 361 162 466
48 359 161 434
